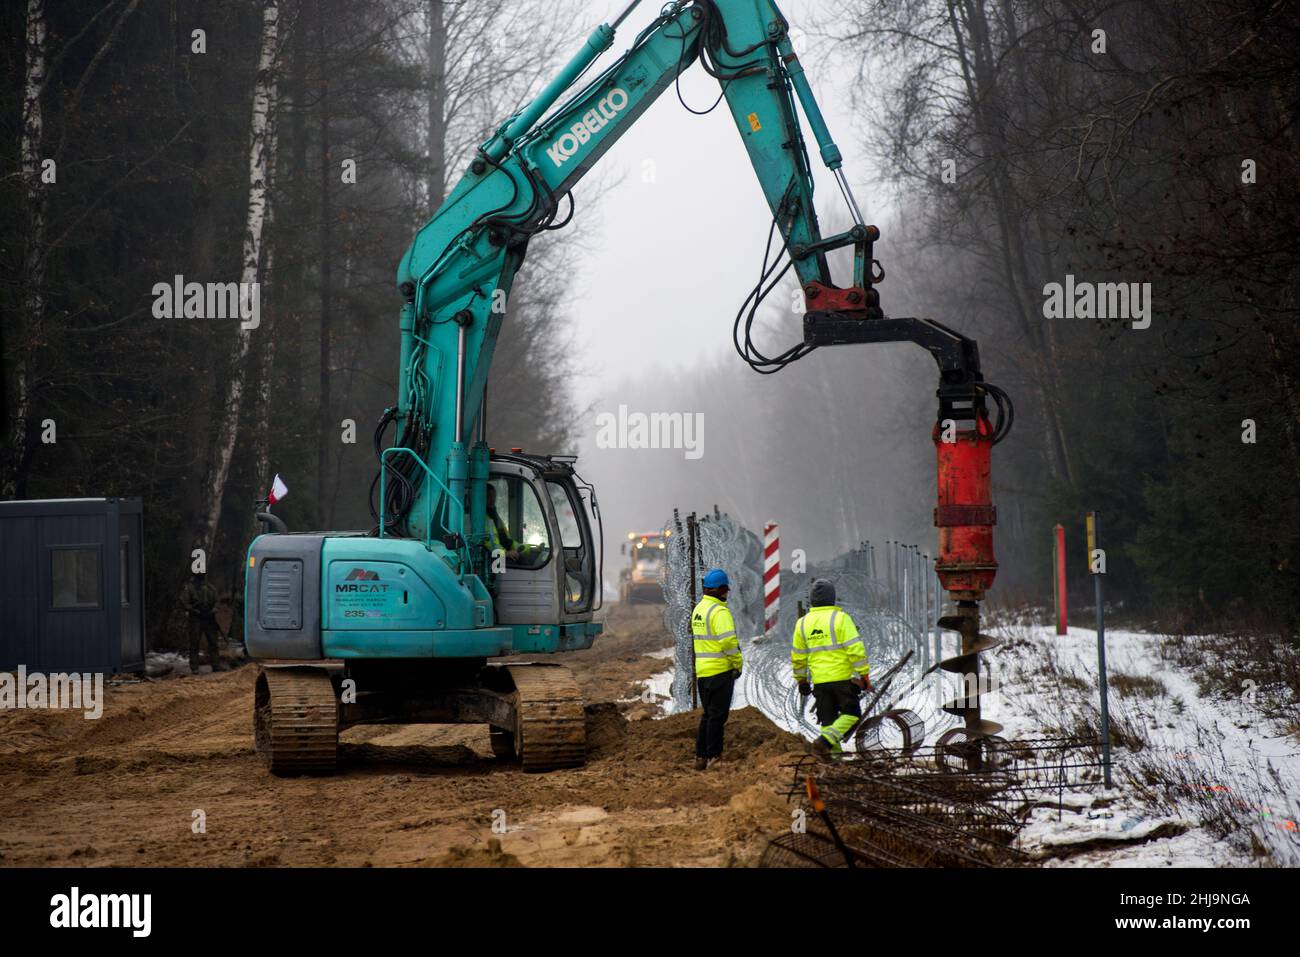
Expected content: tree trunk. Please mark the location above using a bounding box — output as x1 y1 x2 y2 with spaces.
1264 322 1300 486
316 2 333 524
428 0 448 209
253 169 283 511
199 0 283 556
5 0 48 499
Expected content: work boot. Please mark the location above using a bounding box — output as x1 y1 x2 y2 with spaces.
706 757 723 770
811 737 833 759
694 756 708 771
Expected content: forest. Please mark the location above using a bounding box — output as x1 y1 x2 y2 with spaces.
3 0 1298 641
2 0 585 642
588 0 1300 633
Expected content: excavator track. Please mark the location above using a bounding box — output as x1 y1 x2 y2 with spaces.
504 663 585 772
489 727 517 759
254 666 339 776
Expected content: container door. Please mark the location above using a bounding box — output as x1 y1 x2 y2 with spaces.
0 515 38 670
118 512 145 668
39 514 108 673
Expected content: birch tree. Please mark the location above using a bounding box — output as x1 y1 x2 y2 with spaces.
252 205 281 513
199 0 284 556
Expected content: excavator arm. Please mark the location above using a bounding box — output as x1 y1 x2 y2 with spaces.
382 0 1008 626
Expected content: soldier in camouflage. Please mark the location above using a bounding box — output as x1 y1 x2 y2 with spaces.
180 572 224 672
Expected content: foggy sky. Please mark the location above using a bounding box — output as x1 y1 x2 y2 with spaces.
571 0 881 398
555 2 926 578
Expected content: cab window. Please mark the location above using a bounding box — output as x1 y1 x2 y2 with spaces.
488 475 551 568
547 481 583 548
547 480 592 613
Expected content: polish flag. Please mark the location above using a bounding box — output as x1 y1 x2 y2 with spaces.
267 474 288 505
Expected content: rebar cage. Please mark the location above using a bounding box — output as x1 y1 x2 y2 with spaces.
762 737 1104 867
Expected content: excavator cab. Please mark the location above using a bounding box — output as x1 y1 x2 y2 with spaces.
486 451 600 625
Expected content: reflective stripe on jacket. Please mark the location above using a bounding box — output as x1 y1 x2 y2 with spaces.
691 595 742 678
486 510 511 552
791 605 868 684
487 512 535 562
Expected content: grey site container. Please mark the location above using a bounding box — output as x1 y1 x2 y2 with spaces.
0 497 146 673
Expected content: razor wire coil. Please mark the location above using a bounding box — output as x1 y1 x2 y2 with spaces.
659 512 961 746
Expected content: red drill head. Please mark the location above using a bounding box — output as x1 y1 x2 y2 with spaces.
932 410 998 601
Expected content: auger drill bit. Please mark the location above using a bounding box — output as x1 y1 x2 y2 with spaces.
937 603 1003 769
933 385 1002 771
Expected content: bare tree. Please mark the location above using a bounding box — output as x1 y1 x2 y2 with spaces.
5 0 146 499
199 0 285 555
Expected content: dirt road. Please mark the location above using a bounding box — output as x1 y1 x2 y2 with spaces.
0 604 802 867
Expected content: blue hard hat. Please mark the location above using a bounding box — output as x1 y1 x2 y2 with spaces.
702 568 729 589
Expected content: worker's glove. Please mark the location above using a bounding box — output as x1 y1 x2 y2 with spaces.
851 675 870 692
797 680 812 697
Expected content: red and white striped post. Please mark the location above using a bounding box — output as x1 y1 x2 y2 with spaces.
763 521 780 638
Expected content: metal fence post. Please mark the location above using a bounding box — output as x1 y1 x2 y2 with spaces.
688 512 698 711
1087 510 1113 788
934 569 943 709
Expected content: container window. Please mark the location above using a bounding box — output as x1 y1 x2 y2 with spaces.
51 546 101 609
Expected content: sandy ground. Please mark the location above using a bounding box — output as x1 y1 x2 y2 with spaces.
0 604 804 867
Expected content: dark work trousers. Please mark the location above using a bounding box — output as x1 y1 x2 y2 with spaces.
695 671 737 759
189 616 222 670
812 679 862 727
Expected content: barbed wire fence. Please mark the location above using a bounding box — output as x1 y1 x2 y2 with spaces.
659 509 959 746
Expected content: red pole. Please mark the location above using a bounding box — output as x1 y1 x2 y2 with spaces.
1053 523 1068 635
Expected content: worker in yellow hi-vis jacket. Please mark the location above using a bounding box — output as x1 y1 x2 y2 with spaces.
792 578 869 756
690 568 743 770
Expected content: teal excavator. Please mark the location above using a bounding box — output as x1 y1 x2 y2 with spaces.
246 0 1011 773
